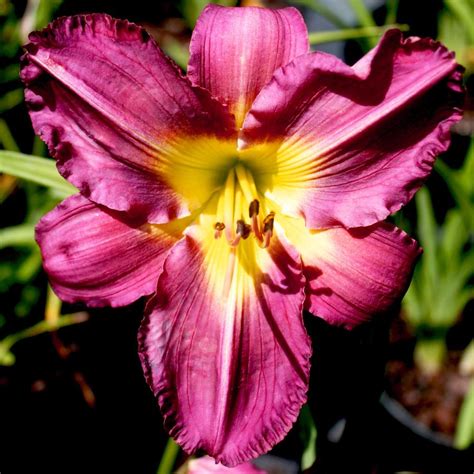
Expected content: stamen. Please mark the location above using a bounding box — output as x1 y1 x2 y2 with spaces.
230 234 241 247
236 220 251 240
260 212 275 249
263 211 275 233
214 222 225 239
249 199 259 218
261 231 272 249
249 199 262 240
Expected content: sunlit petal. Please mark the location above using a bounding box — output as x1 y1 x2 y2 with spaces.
21 14 236 224
37 194 189 307
241 30 463 229
139 198 310 467
280 212 421 329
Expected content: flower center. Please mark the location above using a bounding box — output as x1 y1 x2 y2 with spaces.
214 164 274 248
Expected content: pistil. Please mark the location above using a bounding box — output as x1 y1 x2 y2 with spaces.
223 168 236 242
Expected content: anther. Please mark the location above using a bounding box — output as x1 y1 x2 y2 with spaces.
249 199 260 218
214 222 225 239
236 220 251 240
263 212 275 233
260 212 275 249
249 199 262 239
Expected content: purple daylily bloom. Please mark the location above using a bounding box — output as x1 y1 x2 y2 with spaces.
21 5 463 467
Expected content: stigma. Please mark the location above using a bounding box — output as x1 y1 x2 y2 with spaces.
214 165 275 249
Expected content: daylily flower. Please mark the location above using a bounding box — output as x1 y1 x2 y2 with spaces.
21 5 462 467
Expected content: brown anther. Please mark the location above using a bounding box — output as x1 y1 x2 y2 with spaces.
249 199 260 218
263 212 275 233
214 222 225 239
236 219 252 240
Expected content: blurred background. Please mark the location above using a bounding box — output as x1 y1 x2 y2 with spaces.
0 0 473 473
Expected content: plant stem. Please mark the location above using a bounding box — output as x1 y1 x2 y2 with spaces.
157 438 180 474
292 0 348 29
414 338 447 376
0 312 89 366
385 0 399 25
45 285 61 324
348 0 377 48
308 24 408 45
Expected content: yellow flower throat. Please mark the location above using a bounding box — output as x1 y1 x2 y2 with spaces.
214 163 275 248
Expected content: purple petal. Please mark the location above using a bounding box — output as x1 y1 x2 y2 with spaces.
281 214 421 329
36 194 186 307
187 456 266 473
188 5 308 128
241 30 463 229
138 207 310 466
21 14 235 224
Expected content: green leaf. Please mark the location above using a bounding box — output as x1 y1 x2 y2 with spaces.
34 0 64 30
454 379 474 449
402 275 424 327
0 150 76 196
385 0 399 25
436 159 474 233
0 118 19 151
180 0 237 27
161 38 190 70
459 137 474 196
0 64 20 84
15 248 42 283
445 0 474 44
440 210 467 272
0 88 23 113
438 6 471 71
348 0 377 48
434 264 474 327
0 224 35 249
299 404 317 470
415 188 439 315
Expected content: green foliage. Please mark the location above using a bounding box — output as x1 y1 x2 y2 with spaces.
436 138 474 232
439 0 474 73
403 187 474 373
308 24 408 45
455 379 474 449
299 404 317 470
179 0 237 28
403 188 474 329
0 151 77 197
